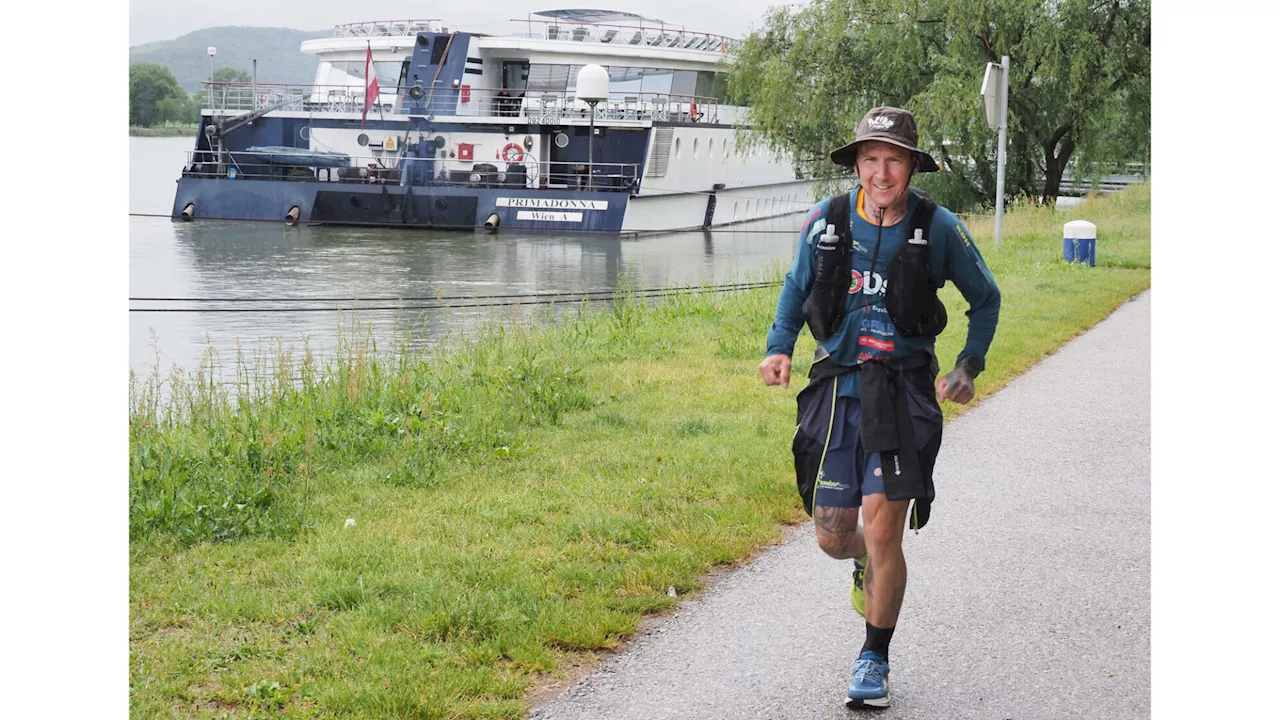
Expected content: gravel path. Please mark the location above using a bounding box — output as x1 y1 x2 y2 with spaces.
531 291 1150 720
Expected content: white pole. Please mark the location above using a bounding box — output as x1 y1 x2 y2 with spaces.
588 100 597 190
994 55 1009 245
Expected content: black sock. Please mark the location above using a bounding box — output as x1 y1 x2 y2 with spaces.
861 622 895 660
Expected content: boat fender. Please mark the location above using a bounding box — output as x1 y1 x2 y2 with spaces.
484 212 500 232
180 203 195 221
286 206 301 226
501 143 525 163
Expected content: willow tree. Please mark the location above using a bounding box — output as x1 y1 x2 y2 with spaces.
726 0 1150 210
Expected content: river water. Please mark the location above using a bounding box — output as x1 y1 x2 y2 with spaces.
129 136 804 384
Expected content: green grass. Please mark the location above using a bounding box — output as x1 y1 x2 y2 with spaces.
130 184 1149 719
130 123 199 137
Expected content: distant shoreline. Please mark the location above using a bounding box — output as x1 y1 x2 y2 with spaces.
130 125 196 137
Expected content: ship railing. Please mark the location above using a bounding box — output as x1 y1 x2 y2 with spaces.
453 87 718 124
181 150 642 193
202 82 720 124
508 17 739 54
331 19 443 37
201 81 403 114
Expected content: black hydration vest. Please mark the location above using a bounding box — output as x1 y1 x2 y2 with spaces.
802 187 947 342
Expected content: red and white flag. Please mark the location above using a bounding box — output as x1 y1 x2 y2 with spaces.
361 43 379 128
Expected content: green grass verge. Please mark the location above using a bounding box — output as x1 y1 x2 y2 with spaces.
130 124 199 137
130 184 1149 719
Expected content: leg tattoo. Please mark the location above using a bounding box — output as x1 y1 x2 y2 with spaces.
814 505 863 559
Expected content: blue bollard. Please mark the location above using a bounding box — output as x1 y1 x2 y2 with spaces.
1062 220 1097 267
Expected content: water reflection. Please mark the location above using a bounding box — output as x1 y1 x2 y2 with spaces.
130 137 806 382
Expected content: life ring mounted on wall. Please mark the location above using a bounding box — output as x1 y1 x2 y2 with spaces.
501 143 525 163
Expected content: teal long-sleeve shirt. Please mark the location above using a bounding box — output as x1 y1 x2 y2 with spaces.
765 189 1001 398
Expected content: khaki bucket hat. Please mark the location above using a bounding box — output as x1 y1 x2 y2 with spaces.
830 106 940 173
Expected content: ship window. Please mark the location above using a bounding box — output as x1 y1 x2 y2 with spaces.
333 61 401 90
722 138 729 163
527 64 571 92
606 66 645 94
564 65 586 92
674 137 681 160
430 38 449 64
670 70 697 99
692 138 698 159
694 71 729 103
397 60 410 91
639 68 673 96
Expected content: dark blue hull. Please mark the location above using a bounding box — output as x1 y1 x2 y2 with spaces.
172 177 631 233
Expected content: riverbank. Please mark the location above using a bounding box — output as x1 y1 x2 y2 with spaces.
130 184 1150 719
130 124 197 137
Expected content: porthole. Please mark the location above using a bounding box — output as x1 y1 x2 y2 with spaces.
675 137 682 160
357 133 370 146
733 201 739 220
693 137 699 160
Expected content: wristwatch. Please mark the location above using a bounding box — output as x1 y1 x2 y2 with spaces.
956 354 985 378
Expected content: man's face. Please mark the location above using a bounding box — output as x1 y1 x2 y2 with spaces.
855 141 914 211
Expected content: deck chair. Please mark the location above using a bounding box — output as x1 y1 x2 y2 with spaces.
546 25 562 40
571 27 589 42
600 29 618 43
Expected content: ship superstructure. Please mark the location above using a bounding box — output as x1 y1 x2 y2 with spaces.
175 10 816 232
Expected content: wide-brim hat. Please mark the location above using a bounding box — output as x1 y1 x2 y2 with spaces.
830 106 940 173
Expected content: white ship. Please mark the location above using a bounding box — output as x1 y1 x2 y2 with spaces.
174 9 817 233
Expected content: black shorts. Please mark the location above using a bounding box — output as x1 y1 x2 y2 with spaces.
793 370 942 516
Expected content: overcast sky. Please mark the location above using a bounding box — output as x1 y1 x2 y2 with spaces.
128 1 798 46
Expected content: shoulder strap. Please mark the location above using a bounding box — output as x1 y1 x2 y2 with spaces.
828 189 852 244
907 187 937 242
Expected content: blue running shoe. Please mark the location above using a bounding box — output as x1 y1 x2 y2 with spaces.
845 650 891 707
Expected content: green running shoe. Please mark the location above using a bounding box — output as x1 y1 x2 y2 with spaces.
851 554 868 617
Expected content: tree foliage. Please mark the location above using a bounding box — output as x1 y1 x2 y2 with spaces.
130 63 189 127
212 67 252 83
726 0 1150 210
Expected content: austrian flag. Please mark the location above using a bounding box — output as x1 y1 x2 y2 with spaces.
361 43 379 128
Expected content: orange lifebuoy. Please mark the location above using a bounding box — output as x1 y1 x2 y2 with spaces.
501 143 525 163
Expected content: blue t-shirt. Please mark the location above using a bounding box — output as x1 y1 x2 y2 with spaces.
765 188 1001 398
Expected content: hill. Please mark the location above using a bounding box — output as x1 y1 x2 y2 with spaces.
129 26 330 93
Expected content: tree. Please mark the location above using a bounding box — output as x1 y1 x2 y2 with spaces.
208 67 254 111
130 63 187 127
726 0 1150 210
211 67 252 83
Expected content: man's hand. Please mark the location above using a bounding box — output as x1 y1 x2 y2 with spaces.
759 354 792 388
936 366 975 404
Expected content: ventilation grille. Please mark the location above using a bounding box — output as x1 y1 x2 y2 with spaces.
646 127 674 177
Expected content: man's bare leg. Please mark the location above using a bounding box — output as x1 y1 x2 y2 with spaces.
814 505 866 560
859 493 910 628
